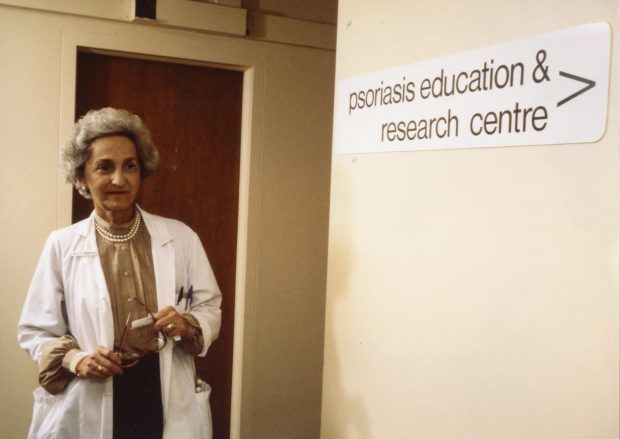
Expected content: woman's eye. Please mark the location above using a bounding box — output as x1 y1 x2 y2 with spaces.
126 162 138 171
96 164 112 172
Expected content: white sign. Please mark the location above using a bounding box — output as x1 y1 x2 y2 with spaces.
334 22 611 154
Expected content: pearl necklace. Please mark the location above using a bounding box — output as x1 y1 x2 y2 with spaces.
95 209 142 243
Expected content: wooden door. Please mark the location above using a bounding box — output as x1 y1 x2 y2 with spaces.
73 50 242 439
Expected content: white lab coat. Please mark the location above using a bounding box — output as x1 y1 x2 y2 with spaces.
18 208 222 439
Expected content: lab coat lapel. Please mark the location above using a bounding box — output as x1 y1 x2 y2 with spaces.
140 208 175 413
74 213 115 349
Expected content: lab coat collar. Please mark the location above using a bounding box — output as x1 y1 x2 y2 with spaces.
75 212 98 252
138 206 174 247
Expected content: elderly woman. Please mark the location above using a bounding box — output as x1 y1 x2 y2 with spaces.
18 107 221 439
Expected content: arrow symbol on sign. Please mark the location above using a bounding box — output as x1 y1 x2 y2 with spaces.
556 71 596 107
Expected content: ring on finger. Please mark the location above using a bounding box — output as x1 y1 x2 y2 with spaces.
165 323 176 332
97 364 104 372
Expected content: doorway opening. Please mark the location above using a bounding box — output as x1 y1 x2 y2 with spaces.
72 49 243 439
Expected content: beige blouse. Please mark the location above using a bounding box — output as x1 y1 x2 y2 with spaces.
38 213 203 394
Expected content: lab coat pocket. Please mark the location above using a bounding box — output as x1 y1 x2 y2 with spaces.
195 379 212 439
29 386 66 439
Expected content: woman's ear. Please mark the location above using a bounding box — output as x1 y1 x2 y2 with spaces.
75 175 90 195
76 177 86 190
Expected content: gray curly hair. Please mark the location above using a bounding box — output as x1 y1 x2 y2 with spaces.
60 107 160 199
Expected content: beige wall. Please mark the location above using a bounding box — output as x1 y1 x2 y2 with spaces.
323 1 619 439
0 2 334 438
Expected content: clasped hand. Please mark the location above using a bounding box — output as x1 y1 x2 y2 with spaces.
75 306 188 379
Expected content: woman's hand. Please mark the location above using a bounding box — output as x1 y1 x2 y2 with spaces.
153 306 190 338
75 346 124 379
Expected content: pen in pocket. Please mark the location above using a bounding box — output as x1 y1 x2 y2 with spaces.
185 285 193 311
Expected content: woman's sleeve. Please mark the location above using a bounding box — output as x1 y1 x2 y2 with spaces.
185 230 222 357
38 335 81 394
178 313 205 356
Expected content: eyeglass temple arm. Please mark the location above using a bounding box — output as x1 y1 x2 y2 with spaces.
116 311 133 351
129 296 157 316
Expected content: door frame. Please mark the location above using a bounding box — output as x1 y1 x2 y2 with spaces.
59 26 265 439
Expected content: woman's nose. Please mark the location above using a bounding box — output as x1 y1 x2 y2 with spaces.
111 169 126 186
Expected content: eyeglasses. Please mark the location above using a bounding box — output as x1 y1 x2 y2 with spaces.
115 297 167 368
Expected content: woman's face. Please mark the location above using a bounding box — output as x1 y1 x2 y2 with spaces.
79 135 141 223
